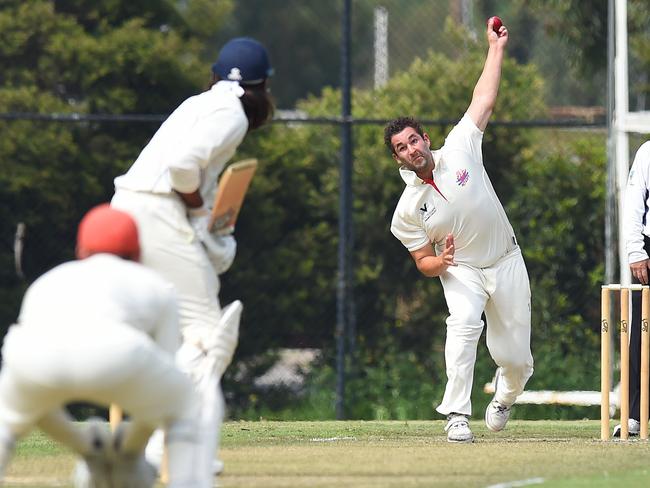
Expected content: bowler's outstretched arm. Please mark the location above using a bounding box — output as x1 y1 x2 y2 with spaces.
466 17 508 131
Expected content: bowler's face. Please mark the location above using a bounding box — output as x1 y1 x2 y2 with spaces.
391 127 433 174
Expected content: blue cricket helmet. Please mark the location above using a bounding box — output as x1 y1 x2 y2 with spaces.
212 37 273 85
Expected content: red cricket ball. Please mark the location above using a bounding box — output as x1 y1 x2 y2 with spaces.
488 16 502 33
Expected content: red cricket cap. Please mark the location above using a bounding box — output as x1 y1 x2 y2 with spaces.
76 204 140 261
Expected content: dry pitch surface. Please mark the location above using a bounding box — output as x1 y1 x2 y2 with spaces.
4 420 650 487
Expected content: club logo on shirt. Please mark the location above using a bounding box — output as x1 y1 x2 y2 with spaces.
456 169 470 186
419 201 436 221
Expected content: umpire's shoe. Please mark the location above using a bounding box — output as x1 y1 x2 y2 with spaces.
613 418 641 438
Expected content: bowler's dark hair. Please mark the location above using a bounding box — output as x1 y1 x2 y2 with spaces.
211 75 275 131
383 116 425 154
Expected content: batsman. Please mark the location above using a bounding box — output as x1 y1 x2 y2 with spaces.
111 36 274 479
385 17 534 443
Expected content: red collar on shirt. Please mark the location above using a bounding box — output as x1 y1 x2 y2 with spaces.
422 177 448 201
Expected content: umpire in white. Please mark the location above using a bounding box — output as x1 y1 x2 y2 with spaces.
621 141 650 437
111 37 274 478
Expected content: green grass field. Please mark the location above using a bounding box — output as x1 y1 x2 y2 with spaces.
4 420 650 487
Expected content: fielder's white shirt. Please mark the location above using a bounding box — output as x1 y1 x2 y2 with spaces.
114 81 249 206
624 141 650 264
391 114 517 268
17 254 180 354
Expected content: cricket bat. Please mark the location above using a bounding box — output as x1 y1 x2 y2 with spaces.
208 159 258 231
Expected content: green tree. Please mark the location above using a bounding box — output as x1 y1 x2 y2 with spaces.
212 0 374 107
0 0 232 331
213 0 476 107
520 0 650 109
523 0 608 77
505 133 606 419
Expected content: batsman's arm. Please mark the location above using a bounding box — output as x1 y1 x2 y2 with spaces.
169 111 247 211
466 18 508 131
410 234 456 277
176 189 203 209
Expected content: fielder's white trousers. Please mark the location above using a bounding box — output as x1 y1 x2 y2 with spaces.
0 322 206 485
0 323 197 434
436 247 534 417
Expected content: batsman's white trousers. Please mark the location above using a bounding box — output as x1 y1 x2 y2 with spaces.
436 247 534 416
112 189 235 479
0 322 197 436
111 189 223 338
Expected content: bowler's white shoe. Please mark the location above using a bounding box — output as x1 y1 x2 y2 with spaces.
613 418 641 438
485 367 512 432
485 400 511 432
444 414 474 443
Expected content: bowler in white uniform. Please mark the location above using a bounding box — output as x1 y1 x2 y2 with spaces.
386 18 533 443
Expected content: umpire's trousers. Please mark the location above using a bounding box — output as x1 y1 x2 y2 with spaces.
629 234 650 421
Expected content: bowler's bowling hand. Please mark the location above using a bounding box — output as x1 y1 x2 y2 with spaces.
630 258 650 285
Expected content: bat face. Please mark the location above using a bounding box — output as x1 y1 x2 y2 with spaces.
209 159 258 231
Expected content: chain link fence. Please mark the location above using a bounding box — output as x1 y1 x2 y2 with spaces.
2 1 649 420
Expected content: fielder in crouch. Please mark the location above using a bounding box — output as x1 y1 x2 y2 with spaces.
0 205 206 486
111 36 274 475
386 18 533 442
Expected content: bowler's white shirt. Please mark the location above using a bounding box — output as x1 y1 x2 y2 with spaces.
624 141 650 264
114 81 249 206
391 114 517 268
17 254 180 354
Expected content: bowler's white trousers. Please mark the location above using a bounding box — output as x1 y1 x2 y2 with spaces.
436 247 534 416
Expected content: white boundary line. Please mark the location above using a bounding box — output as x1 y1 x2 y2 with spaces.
485 478 545 488
309 436 357 442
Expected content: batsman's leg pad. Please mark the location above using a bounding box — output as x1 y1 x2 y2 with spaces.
165 418 204 487
178 300 242 382
194 374 223 487
204 300 242 379
143 428 164 472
